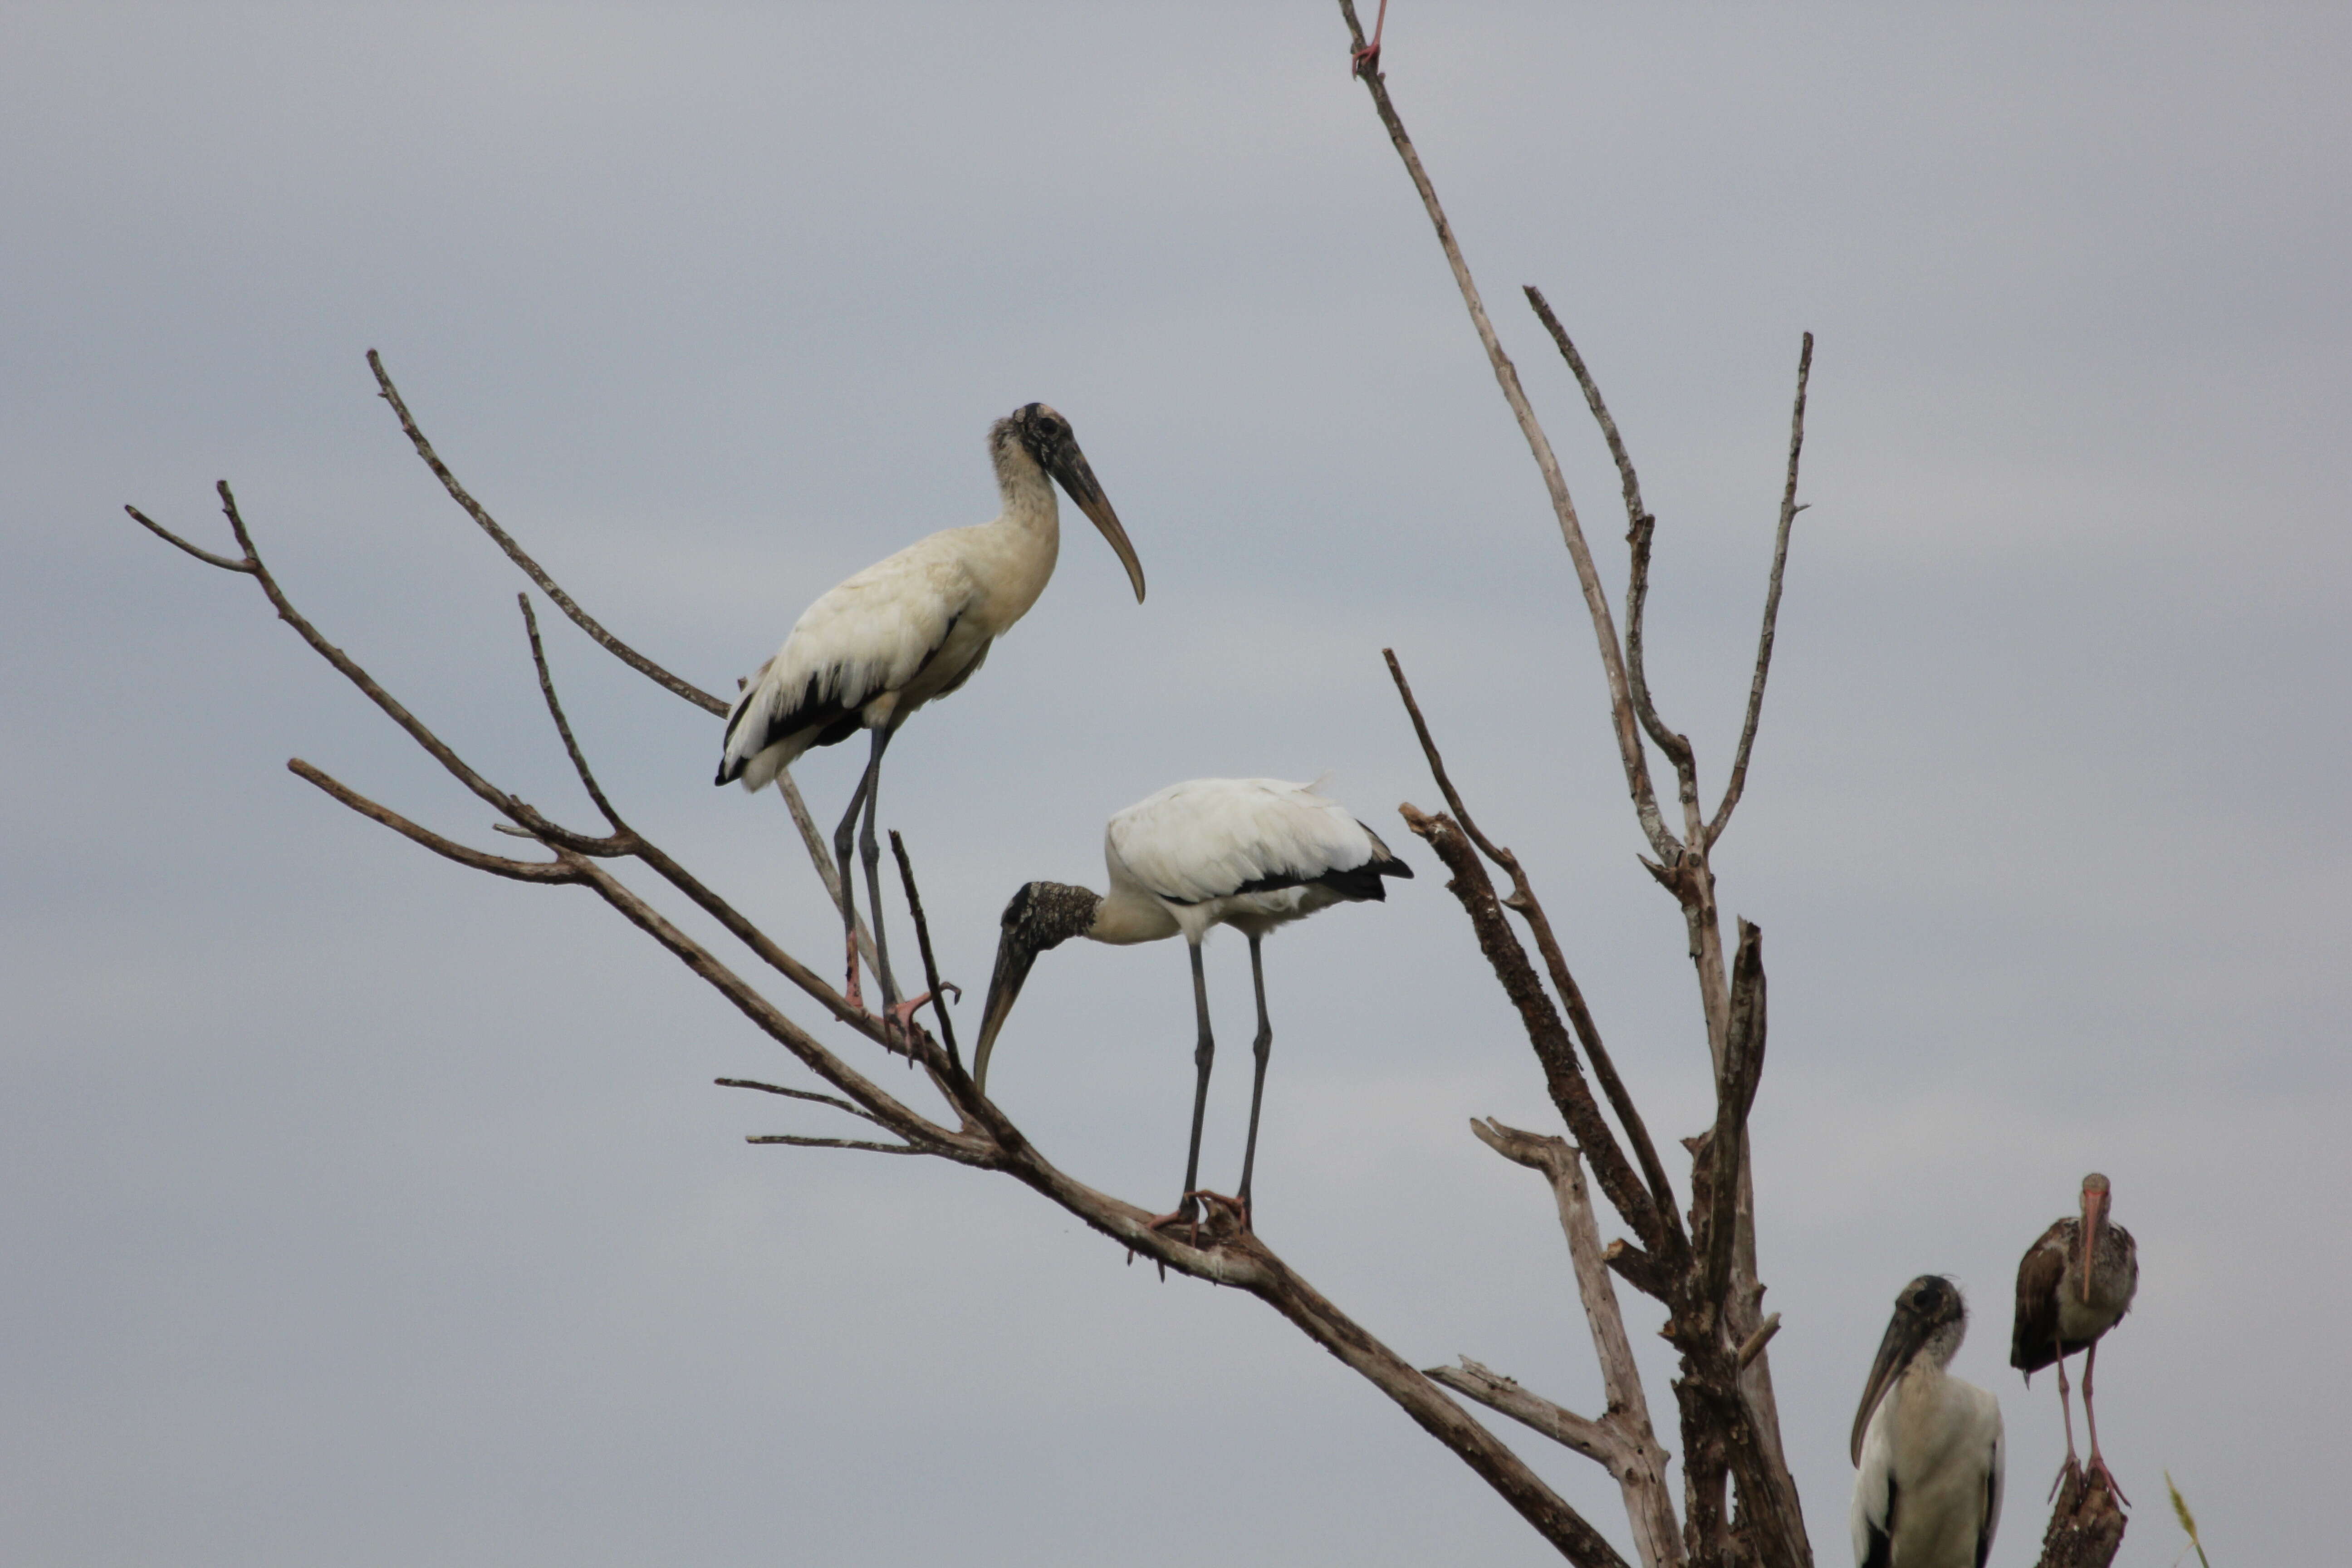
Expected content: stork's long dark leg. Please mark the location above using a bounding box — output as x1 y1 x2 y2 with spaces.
854 725 902 1033
1175 939 1215 1224
1235 935 1273 1224
831 745 880 1012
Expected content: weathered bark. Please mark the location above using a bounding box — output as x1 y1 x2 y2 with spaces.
2034 1465 2129 1568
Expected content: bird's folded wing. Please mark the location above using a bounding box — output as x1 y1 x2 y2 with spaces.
724 544 981 761
1109 779 1381 905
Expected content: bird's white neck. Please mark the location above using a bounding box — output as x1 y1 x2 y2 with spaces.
1087 885 1179 946
993 441 1060 539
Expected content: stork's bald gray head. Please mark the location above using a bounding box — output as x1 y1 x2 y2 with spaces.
988 402 1145 603
970 879 1103 1096
1852 1274 1970 1465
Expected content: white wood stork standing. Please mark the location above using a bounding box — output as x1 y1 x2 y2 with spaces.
972 777 1411 1226
715 404 1145 1025
2010 1172 2138 1495
1850 1274 2005 1568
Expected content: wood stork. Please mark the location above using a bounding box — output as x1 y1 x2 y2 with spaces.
2010 1173 2138 1494
715 404 1145 1025
1850 1274 2005 1568
972 777 1411 1226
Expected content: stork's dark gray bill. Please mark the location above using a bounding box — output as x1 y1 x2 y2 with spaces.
1852 1300 1932 1465
971 929 1040 1095
1044 443 1146 603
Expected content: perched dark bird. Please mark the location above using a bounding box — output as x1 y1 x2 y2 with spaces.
973 777 1411 1227
716 404 1145 1030
1850 1274 2005 1568
2011 1172 2138 1494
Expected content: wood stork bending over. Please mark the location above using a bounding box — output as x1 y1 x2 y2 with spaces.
973 777 1411 1226
715 404 1145 1024
2011 1173 2138 1494
1851 1274 2005 1568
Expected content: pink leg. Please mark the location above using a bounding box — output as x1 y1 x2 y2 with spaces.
1350 0 1389 75
2082 1338 2131 1504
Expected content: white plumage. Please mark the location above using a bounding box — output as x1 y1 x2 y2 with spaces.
974 777 1412 1226
1851 1276 2005 1568
1106 777 1402 940
715 402 1144 1023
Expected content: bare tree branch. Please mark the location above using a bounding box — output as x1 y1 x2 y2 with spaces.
1386 650 1684 1252
889 831 963 1074
715 1076 893 1129
1698 922 1768 1306
747 1134 927 1155
286 759 578 883
122 504 256 573
520 593 625 831
1399 804 1665 1258
1706 333 1812 850
1521 288 1703 851
1337 0 1672 862
365 351 882 983
367 349 729 717
1472 1119 1682 1568
1426 1359 1616 1467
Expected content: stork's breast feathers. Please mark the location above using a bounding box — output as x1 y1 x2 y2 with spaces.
1107 778 1406 906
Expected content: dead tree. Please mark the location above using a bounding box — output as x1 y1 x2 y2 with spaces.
118 9 2123 1565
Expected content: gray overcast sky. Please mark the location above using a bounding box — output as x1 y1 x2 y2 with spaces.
6 4 2346 1564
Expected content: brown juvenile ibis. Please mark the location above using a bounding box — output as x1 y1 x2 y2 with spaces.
2010 1172 2139 1496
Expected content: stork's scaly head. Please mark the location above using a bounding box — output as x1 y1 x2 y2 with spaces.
1852 1274 1970 1465
971 880 1103 1095
999 402 1146 603
2079 1172 2112 1304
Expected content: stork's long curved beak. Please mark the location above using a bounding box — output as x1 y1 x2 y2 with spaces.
2079 1184 2106 1304
1852 1305 1928 1466
1044 443 1146 603
971 929 1040 1096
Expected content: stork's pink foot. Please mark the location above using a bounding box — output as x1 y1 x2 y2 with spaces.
1350 0 1388 76
884 993 935 1054
2086 1455 2131 1508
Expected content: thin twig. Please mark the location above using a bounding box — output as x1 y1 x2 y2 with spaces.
1736 1313 1782 1370
715 1077 892 1129
287 760 578 883
1707 332 1812 849
1338 0 1672 863
123 504 255 573
520 594 625 831
747 1134 925 1155
889 831 962 1073
366 349 729 716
